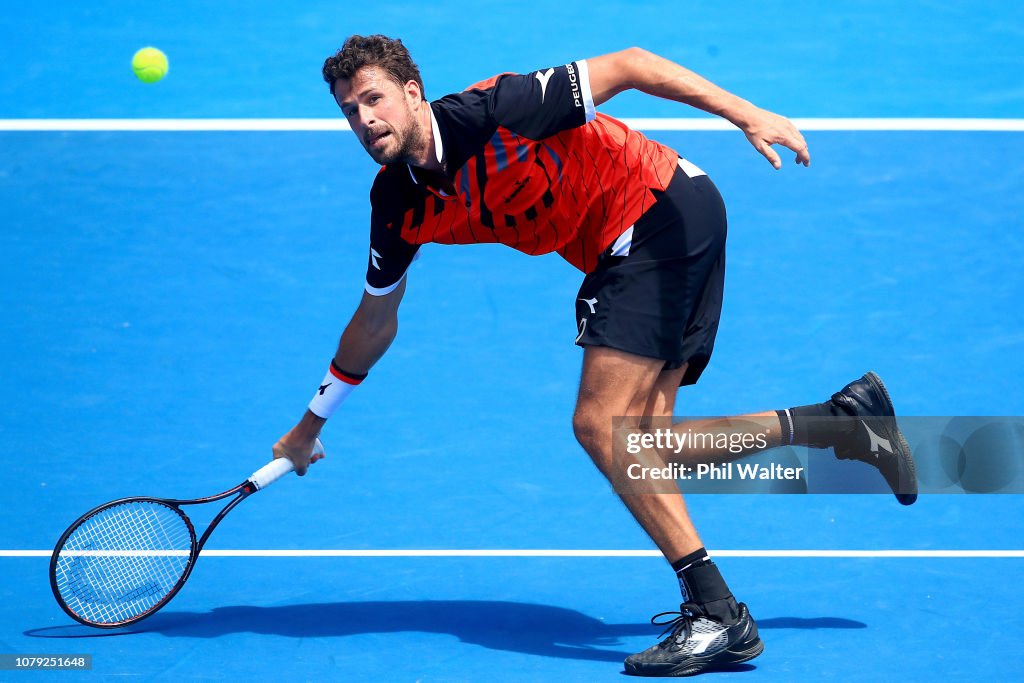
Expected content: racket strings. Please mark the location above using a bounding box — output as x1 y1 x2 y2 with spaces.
54 501 193 625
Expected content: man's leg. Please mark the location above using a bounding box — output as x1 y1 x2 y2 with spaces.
573 346 783 561
636 372 918 502
573 345 764 677
572 346 703 562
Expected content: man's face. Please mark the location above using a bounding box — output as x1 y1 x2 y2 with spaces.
334 66 424 166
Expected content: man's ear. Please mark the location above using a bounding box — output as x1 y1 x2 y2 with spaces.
404 79 423 105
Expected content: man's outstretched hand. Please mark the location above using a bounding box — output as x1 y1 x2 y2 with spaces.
272 429 326 476
739 107 810 169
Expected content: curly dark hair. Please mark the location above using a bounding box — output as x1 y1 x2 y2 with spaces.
322 34 425 98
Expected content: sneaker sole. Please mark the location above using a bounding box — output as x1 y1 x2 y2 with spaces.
624 637 765 677
864 371 918 506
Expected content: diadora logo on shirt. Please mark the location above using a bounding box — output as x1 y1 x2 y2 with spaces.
534 68 554 103
503 176 533 205
579 297 598 314
370 247 382 270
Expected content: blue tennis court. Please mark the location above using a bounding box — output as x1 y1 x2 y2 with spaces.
2 1 1022 679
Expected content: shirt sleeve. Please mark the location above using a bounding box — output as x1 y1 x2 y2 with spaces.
487 60 597 141
365 193 421 296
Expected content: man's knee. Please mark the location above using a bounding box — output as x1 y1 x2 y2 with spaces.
573 405 602 454
572 403 606 455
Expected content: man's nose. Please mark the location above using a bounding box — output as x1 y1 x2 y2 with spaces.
358 104 376 128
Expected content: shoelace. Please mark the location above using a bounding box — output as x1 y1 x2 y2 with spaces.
650 602 705 644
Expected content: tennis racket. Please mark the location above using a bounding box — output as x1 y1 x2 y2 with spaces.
49 440 322 628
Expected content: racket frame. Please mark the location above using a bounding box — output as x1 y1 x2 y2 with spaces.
49 480 257 629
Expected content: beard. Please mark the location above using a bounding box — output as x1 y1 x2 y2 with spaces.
366 109 426 166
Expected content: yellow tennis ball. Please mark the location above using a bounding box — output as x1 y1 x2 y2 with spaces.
132 47 169 84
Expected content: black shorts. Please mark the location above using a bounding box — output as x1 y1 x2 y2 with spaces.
575 160 727 386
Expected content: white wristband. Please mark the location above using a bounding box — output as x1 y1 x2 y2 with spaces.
308 364 363 419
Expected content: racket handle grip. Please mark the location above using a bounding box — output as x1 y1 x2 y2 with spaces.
250 438 324 490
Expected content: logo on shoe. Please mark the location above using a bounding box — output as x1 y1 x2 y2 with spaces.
862 421 892 458
685 626 728 654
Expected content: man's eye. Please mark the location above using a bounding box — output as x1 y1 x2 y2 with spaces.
368 96 380 104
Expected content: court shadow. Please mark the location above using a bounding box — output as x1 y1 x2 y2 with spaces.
24 602 865 663
29 601 645 663
758 616 866 630
156 600 647 662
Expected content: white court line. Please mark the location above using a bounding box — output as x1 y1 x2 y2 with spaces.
6 549 1022 558
1 118 1023 132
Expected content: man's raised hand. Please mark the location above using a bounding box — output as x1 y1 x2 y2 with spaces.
740 108 810 169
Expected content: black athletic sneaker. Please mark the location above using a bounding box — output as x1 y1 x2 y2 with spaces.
830 371 918 505
624 602 763 677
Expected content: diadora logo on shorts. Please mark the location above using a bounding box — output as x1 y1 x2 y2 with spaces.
579 297 598 314
535 68 554 103
862 421 893 458
576 298 596 343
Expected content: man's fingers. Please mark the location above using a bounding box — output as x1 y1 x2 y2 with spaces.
783 125 810 166
272 442 312 477
292 450 318 476
795 146 811 166
783 137 810 166
746 115 809 170
768 134 810 168
781 130 811 167
284 454 308 476
758 141 782 169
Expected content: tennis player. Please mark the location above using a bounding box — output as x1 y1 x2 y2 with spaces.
273 35 917 676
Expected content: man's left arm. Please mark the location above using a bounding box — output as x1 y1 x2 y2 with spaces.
586 47 810 169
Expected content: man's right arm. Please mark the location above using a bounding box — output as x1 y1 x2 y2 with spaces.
272 278 408 475
586 47 810 169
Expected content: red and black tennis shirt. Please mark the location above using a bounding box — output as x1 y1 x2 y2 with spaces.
364 60 680 295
